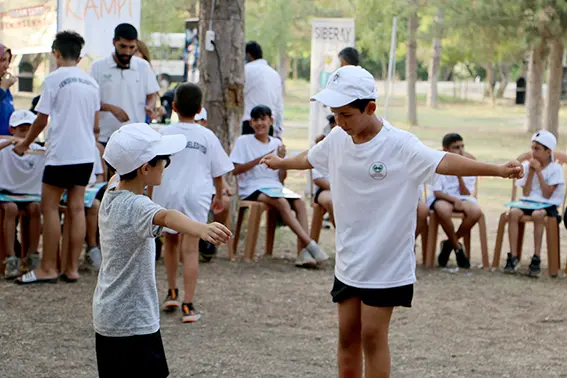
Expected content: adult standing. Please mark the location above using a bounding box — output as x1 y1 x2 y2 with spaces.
89 24 160 145
242 41 284 138
0 44 16 136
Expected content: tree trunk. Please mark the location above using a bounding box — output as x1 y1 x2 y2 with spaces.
544 38 564 137
277 44 287 95
525 40 548 133
292 58 298 81
199 0 244 226
485 63 496 105
427 9 443 109
496 63 509 99
406 0 418 126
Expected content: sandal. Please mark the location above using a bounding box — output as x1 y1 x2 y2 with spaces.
59 274 79 283
15 271 58 285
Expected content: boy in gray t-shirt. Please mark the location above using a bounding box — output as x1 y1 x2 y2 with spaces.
93 123 231 378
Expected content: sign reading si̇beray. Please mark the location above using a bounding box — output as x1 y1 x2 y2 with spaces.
0 0 58 55
308 18 355 145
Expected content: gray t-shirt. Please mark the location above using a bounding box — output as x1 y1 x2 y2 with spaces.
93 188 164 337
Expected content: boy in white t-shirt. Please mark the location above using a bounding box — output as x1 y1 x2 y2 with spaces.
261 65 523 378
427 133 482 269
0 110 44 278
94 123 231 378
231 105 328 267
505 131 564 277
14 31 100 284
151 83 234 322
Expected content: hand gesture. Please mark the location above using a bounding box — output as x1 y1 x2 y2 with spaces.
260 153 284 170
529 158 541 172
453 198 464 212
277 144 286 158
199 222 232 246
211 194 225 215
110 105 130 123
1 73 17 91
13 141 28 156
500 160 524 179
145 105 157 120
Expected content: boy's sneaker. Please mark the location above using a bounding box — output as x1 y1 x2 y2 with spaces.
26 252 40 271
85 247 102 271
306 240 329 263
163 289 181 312
4 255 20 279
527 255 541 278
322 214 332 229
503 253 519 274
437 240 452 267
181 303 201 323
455 245 471 269
295 249 317 268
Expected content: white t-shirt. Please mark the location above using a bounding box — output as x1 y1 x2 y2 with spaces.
230 135 284 199
35 66 100 166
89 55 160 142
308 120 446 289
516 161 565 206
312 168 329 193
0 143 45 195
426 174 477 207
152 123 234 224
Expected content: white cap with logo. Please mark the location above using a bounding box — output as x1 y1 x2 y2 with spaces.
9 109 36 128
310 65 378 108
195 107 207 121
531 130 557 151
103 123 187 175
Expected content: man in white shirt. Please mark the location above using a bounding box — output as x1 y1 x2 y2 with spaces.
89 23 160 144
242 41 284 139
261 65 524 378
14 31 100 284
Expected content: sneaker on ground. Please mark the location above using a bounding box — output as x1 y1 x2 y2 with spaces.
455 245 471 269
503 253 519 274
437 240 452 267
85 247 102 271
4 255 20 279
181 303 201 323
26 252 40 271
306 240 329 263
295 249 317 268
527 255 541 277
163 288 181 312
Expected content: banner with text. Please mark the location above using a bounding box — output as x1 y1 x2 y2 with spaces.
308 18 355 144
0 0 58 55
58 0 142 59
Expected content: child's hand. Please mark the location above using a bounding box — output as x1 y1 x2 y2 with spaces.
499 160 524 179
277 144 286 158
200 222 232 245
211 195 225 215
529 158 541 172
260 154 284 170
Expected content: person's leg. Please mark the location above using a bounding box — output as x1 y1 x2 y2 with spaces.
163 232 181 309
213 194 231 225
86 200 100 249
35 183 65 279
257 195 311 246
507 208 524 257
432 200 459 248
337 297 363 378
318 190 335 227
25 202 41 257
64 185 87 279
1 202 18 256
290 198 310 251
455 202 482 239
180 235 201 322
360 304 394 378
531 209 546 257
415 201 429 239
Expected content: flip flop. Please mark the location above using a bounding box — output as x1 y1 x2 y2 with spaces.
15 271 58 285
59 274 78 283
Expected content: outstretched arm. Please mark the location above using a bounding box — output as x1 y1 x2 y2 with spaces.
436 153 523 179
153 209 232 245
261 150 313 171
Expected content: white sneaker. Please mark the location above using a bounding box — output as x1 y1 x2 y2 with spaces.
85 247 102 271
4 255 20 279
295 249 316 268
306 241 329 263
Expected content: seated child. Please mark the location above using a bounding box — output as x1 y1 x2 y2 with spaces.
427 133 481 268
415 184 428 240
0 110 45 278
231 104 328 267
505 130 564 277
312 168 334 227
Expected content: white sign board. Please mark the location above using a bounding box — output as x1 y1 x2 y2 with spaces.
308 18 355 144
57 0 142 59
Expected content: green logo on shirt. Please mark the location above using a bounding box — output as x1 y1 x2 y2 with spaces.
369 161 387 180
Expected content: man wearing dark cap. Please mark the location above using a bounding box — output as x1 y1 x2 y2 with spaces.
89 23 160 145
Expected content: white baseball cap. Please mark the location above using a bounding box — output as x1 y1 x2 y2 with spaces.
532 130 557 151
195 107 207 121
311 65 378 108
9 109 36 127
103 123 187 175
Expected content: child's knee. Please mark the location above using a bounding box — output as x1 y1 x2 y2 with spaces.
532 210 546 222
27 202 41 216
293 198 307 212
2 202 19 217
339 325 362 350
509 208 523 221
361 324 388 353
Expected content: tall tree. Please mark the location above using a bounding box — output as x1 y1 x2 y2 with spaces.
406 0 419 125
525 40 548 133
427 8 443 108
544 37 564 136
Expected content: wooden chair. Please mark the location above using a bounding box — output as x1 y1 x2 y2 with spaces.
309 169 328 243
417 188 429 265
233 200 277 261
424 179 490 268
492 152 567 277
0 208 31 276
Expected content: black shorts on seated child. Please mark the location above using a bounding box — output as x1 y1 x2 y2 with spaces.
521 205 561 223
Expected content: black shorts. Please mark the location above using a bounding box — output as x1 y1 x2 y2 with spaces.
42 163 94 189
331 276 413 308
242 120 274 136
96 330 169 378
243 190 296 206
314 188 325 204
0 190 38 210
522 205 561 224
